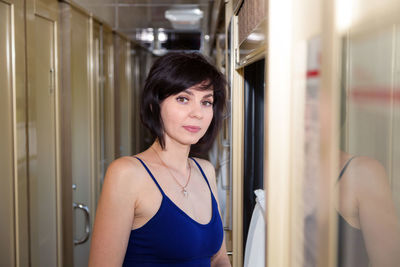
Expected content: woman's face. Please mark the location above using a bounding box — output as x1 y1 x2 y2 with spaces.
160 83 214 147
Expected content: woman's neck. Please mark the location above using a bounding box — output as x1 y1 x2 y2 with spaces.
151 140 191 173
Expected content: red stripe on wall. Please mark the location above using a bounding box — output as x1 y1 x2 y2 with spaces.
350 88 400 103
306 70 320 78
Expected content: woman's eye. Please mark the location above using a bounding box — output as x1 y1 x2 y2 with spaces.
202 100 213 107
176 96 189 103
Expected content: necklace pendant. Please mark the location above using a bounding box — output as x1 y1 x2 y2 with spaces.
182 188 188 197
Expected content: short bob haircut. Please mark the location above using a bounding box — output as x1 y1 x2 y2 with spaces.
140 52 227 156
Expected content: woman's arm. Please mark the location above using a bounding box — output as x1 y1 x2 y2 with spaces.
89 157 140 267
197 158 232 267
355 157 400 267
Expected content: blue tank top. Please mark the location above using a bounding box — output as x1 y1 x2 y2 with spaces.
122 157 224 267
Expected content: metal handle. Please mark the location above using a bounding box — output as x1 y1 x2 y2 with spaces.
49 68 54 94
73 202 90 245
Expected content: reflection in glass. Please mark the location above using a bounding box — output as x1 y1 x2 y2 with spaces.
338 25 400 267
303 36 321 267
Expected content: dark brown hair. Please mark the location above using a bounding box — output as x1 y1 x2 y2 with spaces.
140 52 227 156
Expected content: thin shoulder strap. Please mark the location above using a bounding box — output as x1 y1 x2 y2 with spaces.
190 157 212 191
134 156 165 195
338 156 356 180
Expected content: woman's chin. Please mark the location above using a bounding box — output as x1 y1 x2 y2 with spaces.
179 136 203 146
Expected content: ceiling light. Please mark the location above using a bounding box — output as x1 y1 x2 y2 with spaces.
158 31 168 42
136 29 154 42
165 8 203 30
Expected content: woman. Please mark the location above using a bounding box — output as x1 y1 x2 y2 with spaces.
89 52 231 267
336 151 400 267
334 84 400 266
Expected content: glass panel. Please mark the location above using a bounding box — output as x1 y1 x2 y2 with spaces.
338 2 400 265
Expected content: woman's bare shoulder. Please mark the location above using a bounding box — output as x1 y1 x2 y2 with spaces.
107 156 143 171
349 156 390 200
191 157 217 188
351 156 387 182
191 157 215 176
103 156 148 194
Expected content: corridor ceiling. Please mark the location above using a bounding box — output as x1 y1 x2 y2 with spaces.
74 0 224 53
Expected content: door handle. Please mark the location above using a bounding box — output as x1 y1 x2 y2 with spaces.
49 68 54 94
73 202 90 245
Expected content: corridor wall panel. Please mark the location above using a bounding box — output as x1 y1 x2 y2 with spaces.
0 0 29 266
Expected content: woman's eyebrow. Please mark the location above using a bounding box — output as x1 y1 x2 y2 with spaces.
202 93 214 98
183 89 194 95
183 89 213 98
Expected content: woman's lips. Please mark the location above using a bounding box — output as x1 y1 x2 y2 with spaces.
183 126 201 133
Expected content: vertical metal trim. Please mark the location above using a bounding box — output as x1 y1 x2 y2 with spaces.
24 1 33 265
99 24 105 183
95 21 101 211
22 0 31 265
113 33 120 157
9 2 18 266
126 41 132 155
232 69 244 267
53 16 63 267
231 14 245 267
110 42 115 160
89 16 96 233
228 17 234 233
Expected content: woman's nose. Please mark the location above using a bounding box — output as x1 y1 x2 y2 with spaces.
189 103 203 119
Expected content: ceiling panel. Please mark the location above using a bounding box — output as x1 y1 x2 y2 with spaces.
74 0 218 54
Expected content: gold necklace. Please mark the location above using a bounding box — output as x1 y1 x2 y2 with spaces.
151 147 191 197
